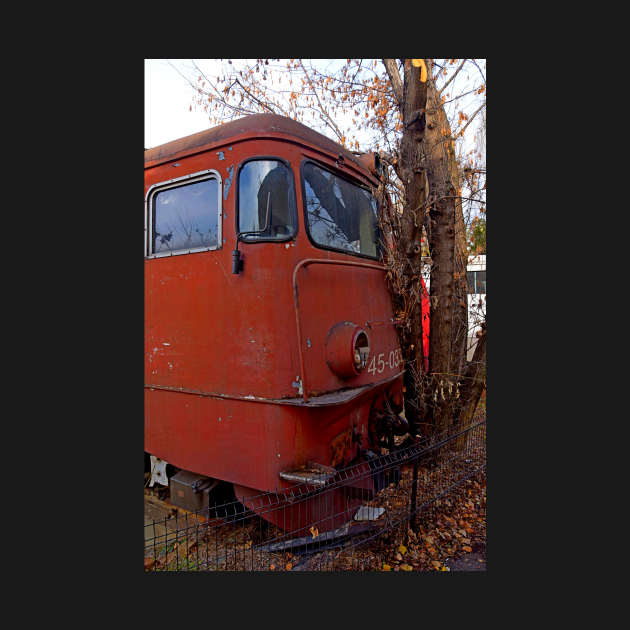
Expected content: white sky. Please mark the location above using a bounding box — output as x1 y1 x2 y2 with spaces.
145 59 216 149
144 59 368 149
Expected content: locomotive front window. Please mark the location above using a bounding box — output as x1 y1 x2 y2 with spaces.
302 162 380 259
238 159 297 241
148 173 221 257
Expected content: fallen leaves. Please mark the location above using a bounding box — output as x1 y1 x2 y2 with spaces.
352 471 486 572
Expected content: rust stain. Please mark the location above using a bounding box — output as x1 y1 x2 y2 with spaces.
329 428 352 468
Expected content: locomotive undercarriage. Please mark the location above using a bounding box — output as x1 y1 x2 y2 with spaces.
145 381 412 536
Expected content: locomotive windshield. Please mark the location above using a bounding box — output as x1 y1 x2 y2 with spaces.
303 162 380 259
238 159 297 241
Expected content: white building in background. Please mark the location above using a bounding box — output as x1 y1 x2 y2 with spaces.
421 254 486 361
466 255 486 360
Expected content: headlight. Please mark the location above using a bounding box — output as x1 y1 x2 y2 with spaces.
325 322 370 379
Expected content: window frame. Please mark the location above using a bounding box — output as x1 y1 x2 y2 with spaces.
475 270 486 294
145 168 223 259
235 156 298 243
467 270 487 294
300 158 381 261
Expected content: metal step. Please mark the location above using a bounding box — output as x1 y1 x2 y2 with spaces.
279 461 336 487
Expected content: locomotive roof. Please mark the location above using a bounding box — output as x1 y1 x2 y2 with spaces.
144 114 377 183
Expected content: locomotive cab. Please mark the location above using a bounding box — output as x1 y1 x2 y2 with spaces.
144 114 428 532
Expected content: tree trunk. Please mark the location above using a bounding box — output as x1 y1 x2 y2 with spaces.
457 324 486 427
421 70 470 433
455 324 486 451
381 58 485 442
396 59 429 437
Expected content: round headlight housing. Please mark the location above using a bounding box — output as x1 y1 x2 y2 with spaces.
325 322 370 379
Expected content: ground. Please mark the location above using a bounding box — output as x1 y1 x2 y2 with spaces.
144 466 486 572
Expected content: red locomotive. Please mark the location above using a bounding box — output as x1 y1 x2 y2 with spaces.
144 114 429 533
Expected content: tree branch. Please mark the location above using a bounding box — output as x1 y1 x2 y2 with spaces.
298 60 345 142
459 101 486 137
438 59 467 96
382 58 403 111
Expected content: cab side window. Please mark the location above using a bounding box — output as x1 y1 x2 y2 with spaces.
147 172 221 257
238 159 297 241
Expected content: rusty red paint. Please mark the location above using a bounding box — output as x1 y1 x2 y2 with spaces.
329 427 353 468
145 114 429 532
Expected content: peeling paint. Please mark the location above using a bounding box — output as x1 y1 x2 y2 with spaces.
223 164 234 200
291 376 303 396
162 342 171 346
216 151 225 160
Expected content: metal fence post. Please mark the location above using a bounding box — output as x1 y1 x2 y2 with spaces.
409 454 420 533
